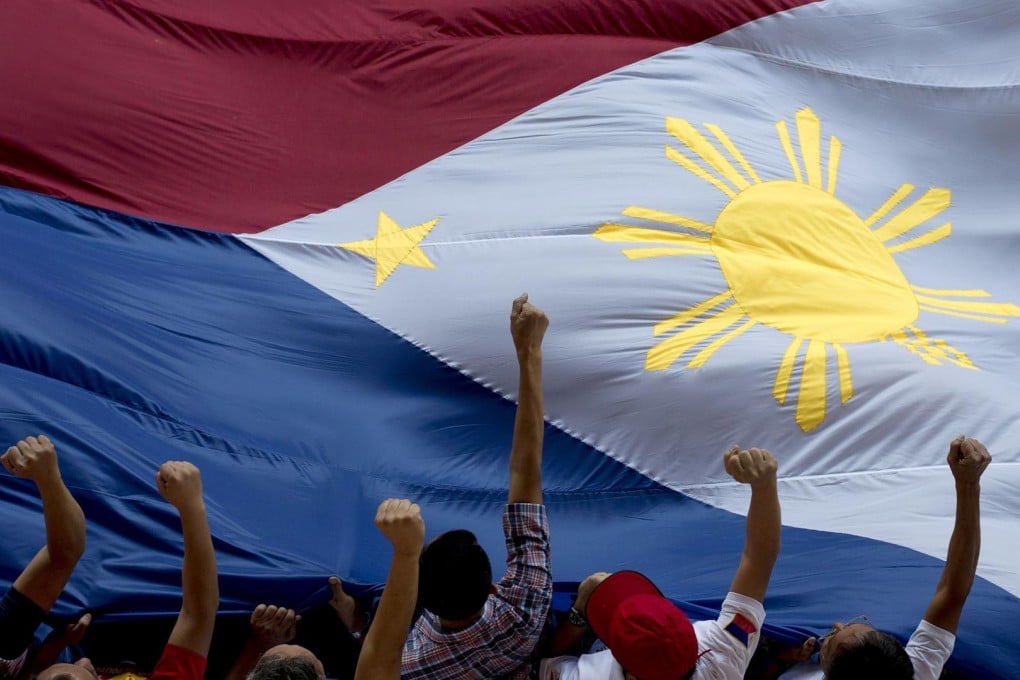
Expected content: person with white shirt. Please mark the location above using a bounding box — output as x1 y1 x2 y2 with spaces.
779 435 990 680
539 446 781 680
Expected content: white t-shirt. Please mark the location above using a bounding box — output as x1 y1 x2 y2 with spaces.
779 619 956 680
539 592 766 680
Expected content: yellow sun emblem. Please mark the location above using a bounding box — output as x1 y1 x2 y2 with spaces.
595 108 1020 432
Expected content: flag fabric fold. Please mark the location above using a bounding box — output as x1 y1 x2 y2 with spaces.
2 0 1020 678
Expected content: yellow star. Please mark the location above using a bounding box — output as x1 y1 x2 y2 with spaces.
338 211 440 288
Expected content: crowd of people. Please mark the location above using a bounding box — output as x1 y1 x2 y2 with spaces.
0 295 990 679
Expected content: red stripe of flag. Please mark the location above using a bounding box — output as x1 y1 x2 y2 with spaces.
0 0 817 233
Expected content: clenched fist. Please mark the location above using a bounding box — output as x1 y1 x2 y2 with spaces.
156 461 204 511
375 498 425 557
510 293 549 356
724 446 778 488
947 436 991 485
2 435 60 484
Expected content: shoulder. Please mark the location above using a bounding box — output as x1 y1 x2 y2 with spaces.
692 593 766 679
906 620 956 680
149 644 207 680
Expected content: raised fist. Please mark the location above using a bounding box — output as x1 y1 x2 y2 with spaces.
375 498 425 557
510 293 549 355
156 461 204 511
724 446 778 487
947 436 991 485
1 435 60 484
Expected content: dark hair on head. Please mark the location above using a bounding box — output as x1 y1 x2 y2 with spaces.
247 654 325 680
47 676 75 680
826 630 913 680
419 529 492 620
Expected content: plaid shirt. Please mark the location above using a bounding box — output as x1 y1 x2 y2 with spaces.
402 503 552 679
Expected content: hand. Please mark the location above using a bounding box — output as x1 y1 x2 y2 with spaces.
375 498 425 557
947 436 991 485
250 604 300 649
574 572 610 612
778 636 816 663
724 446 778 487
510 293 549 356
1 435 60 484
156 461 204 511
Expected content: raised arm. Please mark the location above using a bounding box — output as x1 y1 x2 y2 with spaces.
923 436 990 634
507 293 549 505
157 461 219 658
355 498 425 680
3 436 86 612
725 447 781 603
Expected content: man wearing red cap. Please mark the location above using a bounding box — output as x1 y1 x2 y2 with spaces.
539 446 780 680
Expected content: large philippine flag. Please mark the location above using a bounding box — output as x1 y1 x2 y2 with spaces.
2 0 1020 677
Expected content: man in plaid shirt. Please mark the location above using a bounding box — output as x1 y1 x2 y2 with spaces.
401 293 553 679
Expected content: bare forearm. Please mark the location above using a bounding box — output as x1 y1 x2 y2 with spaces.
925 482 980 631
356 552 418 680
745 480 781 567
178 503 219 620
730 479 781 602
37 478 86 566
508 350 544 505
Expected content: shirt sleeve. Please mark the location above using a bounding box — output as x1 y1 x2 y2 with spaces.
498 503 552 601
906 619 955 680
149 643 208 680
693 592 766 679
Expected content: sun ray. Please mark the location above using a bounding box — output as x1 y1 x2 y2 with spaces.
773 337 804 405
620 206 714 233
622 247 710 260
796 108 823 188
666 117 751 191
775 120 804 183
833 343 853 403
653 291 733 336
687 319 757 369
665 145 736 198
704 123 763 185
646 304 746 371
872 188 951 243
863 184 914 227
918 305 1008 324
593 108 1020 433
911 286 990 298
796 340 828 432
594 224 712 247
905 325 974 369
826 136 842 195
931 337 977 370
885 223 952 254
889 330 941 365
914 295 1020 318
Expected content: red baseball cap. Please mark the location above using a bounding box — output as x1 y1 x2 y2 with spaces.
585 571 700 680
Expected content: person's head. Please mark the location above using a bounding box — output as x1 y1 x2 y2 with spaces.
586 571 700 680
819 621 912 680
37 659 98 680
419 529 493 621
247 645 325 680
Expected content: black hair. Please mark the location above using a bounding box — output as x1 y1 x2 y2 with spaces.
247 654 325 680
419 529 492 620
825 630 913 680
